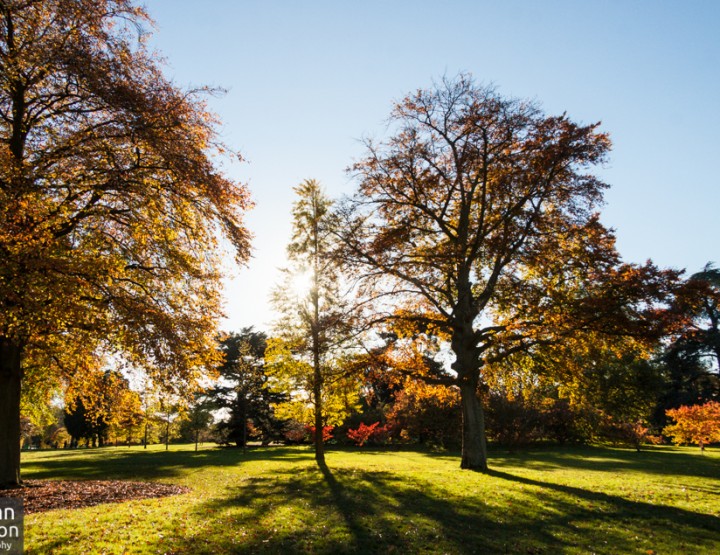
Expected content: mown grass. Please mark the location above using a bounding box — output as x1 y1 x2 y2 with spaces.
17 443 720 554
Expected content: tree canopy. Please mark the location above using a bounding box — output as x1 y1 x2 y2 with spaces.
0 0 251 487
339 74 674 470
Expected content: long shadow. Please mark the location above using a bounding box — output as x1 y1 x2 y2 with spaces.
172 465 515 554
316 461 377 550
487 468 720 547
165 457 720 554
20 445 314 481
25 444 720 554
22 443 720 484
412 443 720 481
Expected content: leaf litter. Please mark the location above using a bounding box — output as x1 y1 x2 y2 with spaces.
2 479 189 514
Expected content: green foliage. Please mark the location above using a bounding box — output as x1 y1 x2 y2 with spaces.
209 329 285 446
482 333 667 448
19 406 71 450
64 397 108 448
485 393 594 447
670 263 720 371
177 395 215 448
652 264 720 429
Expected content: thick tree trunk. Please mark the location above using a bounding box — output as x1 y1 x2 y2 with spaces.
0 337 24 488
451 310 489 471
459 382 488 471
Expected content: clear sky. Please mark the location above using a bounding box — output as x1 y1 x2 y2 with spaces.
143 0 720 332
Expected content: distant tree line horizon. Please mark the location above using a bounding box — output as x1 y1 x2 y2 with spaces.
20 256 718 456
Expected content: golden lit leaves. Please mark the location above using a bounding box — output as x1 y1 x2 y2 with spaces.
664 401 720 449
64 365 145 448
264 337 361 426
388 308 451 342
340 74 631 399
0 0 251 411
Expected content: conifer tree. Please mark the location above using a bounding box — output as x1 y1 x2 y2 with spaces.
270 179 358 465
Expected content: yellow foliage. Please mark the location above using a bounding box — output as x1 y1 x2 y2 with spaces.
265 338 361 426
1 2 250 479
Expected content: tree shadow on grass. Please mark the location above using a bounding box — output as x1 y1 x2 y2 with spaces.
22 444 719 485
169 465 517 554
416 444 720 482
486 468 720 551
20 445 315 482
164 459 720 554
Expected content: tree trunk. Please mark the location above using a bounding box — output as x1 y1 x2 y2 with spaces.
242 400 247 452
459 382 488 471
311 256 325 465
313 363 325 465
0 338 24 488
451 312 488 472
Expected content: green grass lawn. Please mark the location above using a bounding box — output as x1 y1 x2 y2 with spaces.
17 443 720 554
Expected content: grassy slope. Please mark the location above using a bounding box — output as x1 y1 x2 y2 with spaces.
19 444 720 554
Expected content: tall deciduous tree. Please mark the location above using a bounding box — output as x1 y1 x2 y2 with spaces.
270 179 358 465
339 75 671 470
0 0 251 487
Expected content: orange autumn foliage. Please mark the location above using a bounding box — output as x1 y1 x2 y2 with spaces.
664 401 720 450
0 0 251 486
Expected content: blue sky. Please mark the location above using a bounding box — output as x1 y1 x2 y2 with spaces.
144 1 720 331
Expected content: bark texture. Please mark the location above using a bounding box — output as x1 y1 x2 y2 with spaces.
459 383 488 471
0 338 23 488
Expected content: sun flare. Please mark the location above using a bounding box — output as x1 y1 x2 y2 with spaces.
289 270 314 298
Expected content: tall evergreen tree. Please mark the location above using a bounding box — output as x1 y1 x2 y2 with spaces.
211 328 285 447
270 179 358 465
670 263 720 372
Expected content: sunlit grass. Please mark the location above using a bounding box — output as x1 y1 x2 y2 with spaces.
20 443 720 554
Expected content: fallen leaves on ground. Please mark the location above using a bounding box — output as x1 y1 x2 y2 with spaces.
2 480 190 514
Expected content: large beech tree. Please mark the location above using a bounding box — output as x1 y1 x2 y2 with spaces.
0 0 250 487
339 75 672 470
